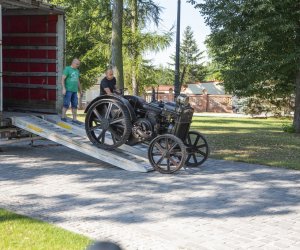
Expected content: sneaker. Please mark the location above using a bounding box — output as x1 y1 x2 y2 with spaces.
72 120 81 125
61 117 67 122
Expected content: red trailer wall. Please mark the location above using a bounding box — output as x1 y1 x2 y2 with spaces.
2 15 58 112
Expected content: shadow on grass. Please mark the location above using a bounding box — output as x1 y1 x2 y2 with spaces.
190 117 300 169
0 209 30 222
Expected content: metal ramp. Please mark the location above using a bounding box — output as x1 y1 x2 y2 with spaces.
11 115 153 172
45 115 149 159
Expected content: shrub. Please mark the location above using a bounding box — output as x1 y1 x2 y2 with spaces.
282 123 295 133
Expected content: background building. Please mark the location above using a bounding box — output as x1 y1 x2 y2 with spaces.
145 82 233 113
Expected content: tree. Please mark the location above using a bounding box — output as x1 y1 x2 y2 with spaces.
204 61 222 81
181 26 206 84
129 0 138 95
50 0 112 90
124 0 172 95
188 0 300 132
51 0 172 95
111 0 124 89
170 26 206 86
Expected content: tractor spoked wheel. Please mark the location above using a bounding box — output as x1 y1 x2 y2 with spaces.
85 99 132 150
148 134 187 174
185 131 209 167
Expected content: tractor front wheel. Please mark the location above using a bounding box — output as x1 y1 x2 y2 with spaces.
148 134 187 174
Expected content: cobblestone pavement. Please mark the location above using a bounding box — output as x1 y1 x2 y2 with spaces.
0 141 300 250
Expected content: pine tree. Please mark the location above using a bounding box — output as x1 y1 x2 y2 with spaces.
170 26 206 87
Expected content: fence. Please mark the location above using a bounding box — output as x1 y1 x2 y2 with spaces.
145 93 233 113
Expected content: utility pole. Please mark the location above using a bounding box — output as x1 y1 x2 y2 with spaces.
174 0 181 99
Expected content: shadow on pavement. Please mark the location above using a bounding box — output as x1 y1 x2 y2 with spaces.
0 141 300 224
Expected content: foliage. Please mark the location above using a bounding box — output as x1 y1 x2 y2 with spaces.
51 0 172 94
191 116 300 170
152 66 175 86
188 0 300 132
181 26 207 83
124 63 174 95
190 0 300 95
123 0 173 94
123 28 173 93
124 0 162 28
204 61 223 81
282 123 296 133
170 26 207 85
242 97 272 117
0 208 92 250
51 0 112 90
242 95 294 117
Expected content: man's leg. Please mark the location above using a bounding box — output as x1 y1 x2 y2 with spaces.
62 92 71 120
72 108 77 121
62 107 68 119
71 92 79 121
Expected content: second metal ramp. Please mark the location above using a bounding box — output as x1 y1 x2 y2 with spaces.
45 115 149 159
11 116 153 173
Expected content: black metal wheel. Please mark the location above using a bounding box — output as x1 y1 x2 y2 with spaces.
85 99 132 150
148 134 187 174
185 131 209 167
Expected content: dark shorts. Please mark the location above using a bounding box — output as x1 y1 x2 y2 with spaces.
63 91 78 109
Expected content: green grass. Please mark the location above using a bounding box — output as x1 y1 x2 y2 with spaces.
191 116 300 170
0 208 92 250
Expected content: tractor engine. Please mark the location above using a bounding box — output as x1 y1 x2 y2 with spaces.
130 94 194 143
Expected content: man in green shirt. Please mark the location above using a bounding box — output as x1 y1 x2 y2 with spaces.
61 58 82 124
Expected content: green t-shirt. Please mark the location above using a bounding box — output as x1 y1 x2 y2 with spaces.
63 66 80 92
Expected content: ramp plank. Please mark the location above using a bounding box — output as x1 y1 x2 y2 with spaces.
11 116 154 173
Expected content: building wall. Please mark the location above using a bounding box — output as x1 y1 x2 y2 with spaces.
189 94 233 113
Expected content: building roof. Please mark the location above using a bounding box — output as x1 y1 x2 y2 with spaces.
146 82 225 95
185 82 225 95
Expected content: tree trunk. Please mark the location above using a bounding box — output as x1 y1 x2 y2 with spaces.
111 0 124 90
293 69 300 133
132 65 138 95
131 0 138 96
180 65 186 88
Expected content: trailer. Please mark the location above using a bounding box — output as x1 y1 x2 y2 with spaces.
0 0 64 134
0 0 153 172
0 0 65 115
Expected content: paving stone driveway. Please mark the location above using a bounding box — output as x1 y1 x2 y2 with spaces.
0 141 300 250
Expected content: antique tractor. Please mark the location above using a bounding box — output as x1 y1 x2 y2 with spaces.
84 93 209 173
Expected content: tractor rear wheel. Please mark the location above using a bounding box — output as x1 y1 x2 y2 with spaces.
85 99 132 150
185 131 209 167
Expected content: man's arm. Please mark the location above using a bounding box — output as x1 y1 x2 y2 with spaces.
104 87 112 94
78 79 82 95
113 78 119 94
61 75 67 95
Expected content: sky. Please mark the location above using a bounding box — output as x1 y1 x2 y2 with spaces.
144 0 211 67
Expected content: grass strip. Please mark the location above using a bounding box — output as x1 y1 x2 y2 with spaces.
0 208 92 250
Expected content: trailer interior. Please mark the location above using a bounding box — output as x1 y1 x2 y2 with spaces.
0 0 65 138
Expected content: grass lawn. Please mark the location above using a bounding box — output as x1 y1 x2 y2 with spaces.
0 208 92 250
191 116 300 170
